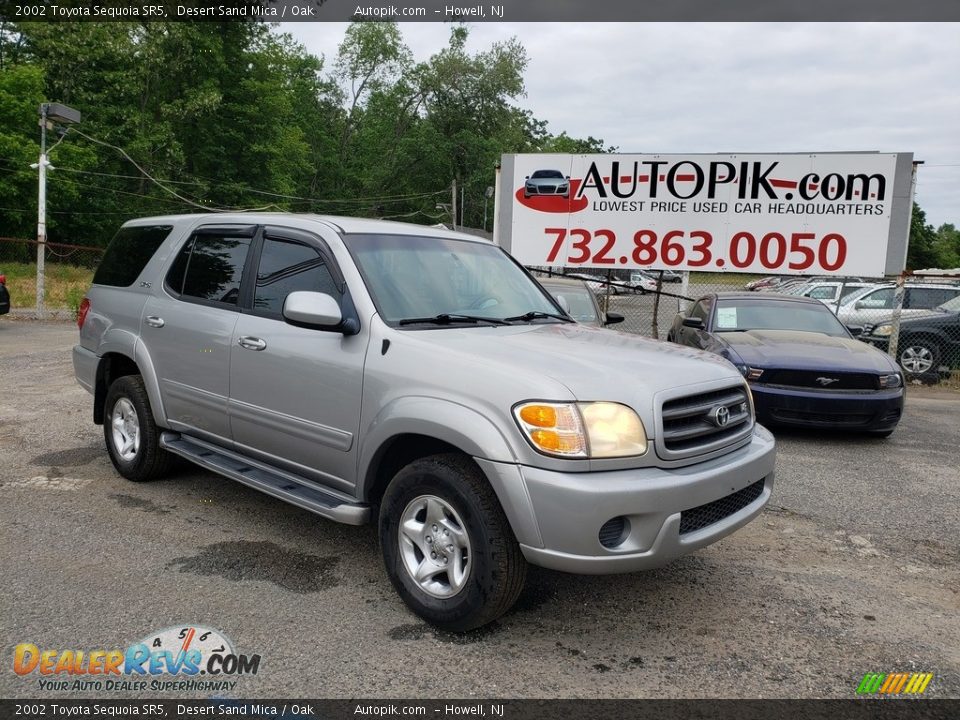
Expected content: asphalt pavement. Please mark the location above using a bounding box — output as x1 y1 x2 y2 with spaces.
1 320 957 699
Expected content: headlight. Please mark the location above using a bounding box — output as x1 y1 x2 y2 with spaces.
735 364 764 381
513 401 647 458
872 324 893 337
879 373 902 389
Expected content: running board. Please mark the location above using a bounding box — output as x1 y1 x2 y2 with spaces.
160 432 369 525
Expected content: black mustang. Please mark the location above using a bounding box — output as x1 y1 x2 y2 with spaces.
668 293 904 436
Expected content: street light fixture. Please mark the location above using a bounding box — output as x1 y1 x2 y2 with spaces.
35 102 81 318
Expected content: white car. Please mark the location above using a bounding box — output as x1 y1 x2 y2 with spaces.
836 283 960 332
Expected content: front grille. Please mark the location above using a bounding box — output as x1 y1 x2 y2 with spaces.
762 369 878 391
679 480 765 535
659 385 752 459
770 408 872 426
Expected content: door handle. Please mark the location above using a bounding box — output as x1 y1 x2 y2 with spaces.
145 316 165 328
238 336 267 351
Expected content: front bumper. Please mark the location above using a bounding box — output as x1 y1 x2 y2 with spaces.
751 383 903 431
477 425 775 575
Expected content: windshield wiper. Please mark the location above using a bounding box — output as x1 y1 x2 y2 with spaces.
398 313 509 326
503 311 574 323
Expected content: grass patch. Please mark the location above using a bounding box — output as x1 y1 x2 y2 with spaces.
2 262 94 311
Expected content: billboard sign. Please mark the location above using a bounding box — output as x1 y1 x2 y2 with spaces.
499 152 914 277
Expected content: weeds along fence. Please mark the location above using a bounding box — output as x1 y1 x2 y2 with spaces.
0 237 103 317
528 267 960 387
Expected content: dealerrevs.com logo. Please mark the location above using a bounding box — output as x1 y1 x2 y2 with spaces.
13 625 261 692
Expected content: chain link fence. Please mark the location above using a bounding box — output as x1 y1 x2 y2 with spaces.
0 237 103 319
529 267 960 386
1 234 956 386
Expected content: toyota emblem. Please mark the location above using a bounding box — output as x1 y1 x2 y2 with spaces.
710 405 731 427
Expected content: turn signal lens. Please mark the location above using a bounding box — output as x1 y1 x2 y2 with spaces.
519 404 557 428
514 402 587 457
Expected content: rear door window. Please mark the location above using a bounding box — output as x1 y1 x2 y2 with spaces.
166 229 253 307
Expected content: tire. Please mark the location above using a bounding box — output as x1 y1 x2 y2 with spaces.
898 337 941 377
379 453 526 632
103 375 173 482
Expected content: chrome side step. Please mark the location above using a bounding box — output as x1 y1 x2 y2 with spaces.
160 432 369 525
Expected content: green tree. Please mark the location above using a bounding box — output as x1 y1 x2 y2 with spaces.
906 202 939 271
932 223 960 269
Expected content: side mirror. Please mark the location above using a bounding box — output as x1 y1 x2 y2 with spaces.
283 291 345 332
854 301 866 310
525 175 530 180
846 325 865 337
682 316 705 329
565 175 571 180
604 312 624 326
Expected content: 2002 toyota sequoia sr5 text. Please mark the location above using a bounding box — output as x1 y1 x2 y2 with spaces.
74 214 776 630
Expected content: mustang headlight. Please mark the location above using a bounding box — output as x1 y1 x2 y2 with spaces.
879 373 903 389
735 364 764 381
513 401 647 458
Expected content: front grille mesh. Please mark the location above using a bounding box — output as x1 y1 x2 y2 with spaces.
659 385 752 458
679 480 765 535
762 369 878 390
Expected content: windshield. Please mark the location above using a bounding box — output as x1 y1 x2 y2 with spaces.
938 294 960 312
530 170 564 179
345 234 561 325
714 298 849 337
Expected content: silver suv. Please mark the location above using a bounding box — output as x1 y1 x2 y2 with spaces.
74 214 776 630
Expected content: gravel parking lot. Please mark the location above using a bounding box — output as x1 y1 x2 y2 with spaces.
1 320 958 699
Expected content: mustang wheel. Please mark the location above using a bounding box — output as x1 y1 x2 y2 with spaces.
379 453 526 631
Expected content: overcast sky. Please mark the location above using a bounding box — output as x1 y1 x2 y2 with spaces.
281 22 959 228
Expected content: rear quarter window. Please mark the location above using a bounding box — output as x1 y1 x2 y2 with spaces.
92 225 173 287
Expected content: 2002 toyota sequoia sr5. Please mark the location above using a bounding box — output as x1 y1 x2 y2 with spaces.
74 214 776 630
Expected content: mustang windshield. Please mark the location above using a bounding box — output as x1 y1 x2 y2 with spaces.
345 234 562 326
714 298 849 337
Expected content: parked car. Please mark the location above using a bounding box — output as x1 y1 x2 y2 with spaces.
744 276 781 291
667 293 904 436
634 268 682 284
0 272 9 315
786 281 876 304
564 271 624 294
836 283 960 332
74 215 775 631
523 169 570 198
625 271 658 294
862 294 960 377
539 277 624 328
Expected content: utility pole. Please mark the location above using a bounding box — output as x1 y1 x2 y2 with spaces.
33 102 80 319
451 178 458 232
36 104 49 319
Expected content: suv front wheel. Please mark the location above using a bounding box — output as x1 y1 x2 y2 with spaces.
379 454 526 631
103 375 173 482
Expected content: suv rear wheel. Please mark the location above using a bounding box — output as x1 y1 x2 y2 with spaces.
898 336 940 376
103 375 173 482
379 453 526 631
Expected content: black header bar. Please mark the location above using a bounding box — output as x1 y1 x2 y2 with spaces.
2 0 960 22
